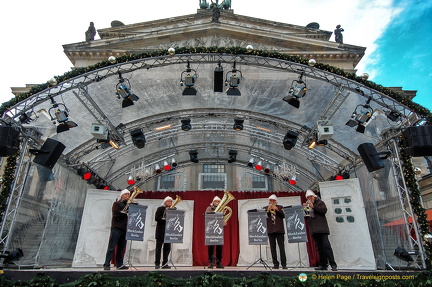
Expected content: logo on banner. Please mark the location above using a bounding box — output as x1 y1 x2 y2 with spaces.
164 209 185 243
285 205 308 243
249 217 267 234
126 204 147 241
286 210 305 231
166 214 184 233
206 218 223 235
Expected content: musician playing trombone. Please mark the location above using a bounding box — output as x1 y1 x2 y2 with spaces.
154 196 174 269
103 189 130 270
265 194 287 269
205 196 226 268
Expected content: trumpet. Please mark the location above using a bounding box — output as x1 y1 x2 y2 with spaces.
121 186 143 214
214 191 235 223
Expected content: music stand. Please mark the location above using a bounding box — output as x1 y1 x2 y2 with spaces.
247 245 272 270
122 240 137 270
161 243 177 270
294 242 307 268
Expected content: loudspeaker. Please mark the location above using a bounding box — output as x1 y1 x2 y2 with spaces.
357 143 385 172
402 126 432 157
33 138 66 169
0 126 20 157
214 67 224 92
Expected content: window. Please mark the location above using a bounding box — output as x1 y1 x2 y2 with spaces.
158 174 175 190
252 174 266 189
332 196 354 223
199 164 226 190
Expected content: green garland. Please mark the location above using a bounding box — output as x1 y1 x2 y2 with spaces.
0 46 431 123
0 153 18 226
0 271 430 287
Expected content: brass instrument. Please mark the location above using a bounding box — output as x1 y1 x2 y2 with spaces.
214 191 235 223
170 195 183 209
268 204 277 214
121 186 143 214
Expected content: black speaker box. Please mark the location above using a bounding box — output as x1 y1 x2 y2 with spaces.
357 143 385 172
0 126 20 157
214 68 224 92
402 126 432 157
33 138 66 169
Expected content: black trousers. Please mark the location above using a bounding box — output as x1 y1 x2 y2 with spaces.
208 245 222 262
268 233 287 267
155 241 171 266
312 233 337 268
103 228 127 267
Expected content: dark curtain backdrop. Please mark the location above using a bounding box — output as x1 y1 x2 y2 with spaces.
137 190 319 266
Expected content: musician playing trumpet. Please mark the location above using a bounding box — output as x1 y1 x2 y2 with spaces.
154 196 174 269
265 194 287 269
103 189 130 271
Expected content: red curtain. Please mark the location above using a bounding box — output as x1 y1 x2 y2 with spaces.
137 190 319 266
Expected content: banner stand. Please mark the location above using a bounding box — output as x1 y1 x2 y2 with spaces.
294 242 307 268
124 203 148 270
246 245 272 270
161 243 177 270
161 209 186 270
123 240 138 270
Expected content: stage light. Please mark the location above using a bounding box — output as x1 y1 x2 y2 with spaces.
228 150 237 163
83 172 93 180
255 161 263 171
170 158 178 168
103 185 110 190
393 247 414 263
233 118 244 131
189 150 199 163
387 110 401 122
48 99 78 134
130 128 146 149
317 120 334 141
19 112 35 124
163 161 171 171
308 139 317 149
225 61 243 96
346 96 373 134
109 138 119 149
127 175 135 185
154 164 162 174
181 118 192 131
154 124 172 131
283 131 298 150
264 165 271 174
181 61 198 96
282 72 307 109
334 174 343 180
289 175 297 185
247 158 254 167
116 72 139 108
0 248 24 265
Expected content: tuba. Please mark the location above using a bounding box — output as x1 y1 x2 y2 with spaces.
214 191 235 223
170 195 183 209
121 186 143 214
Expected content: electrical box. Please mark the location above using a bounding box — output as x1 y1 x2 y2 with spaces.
317 121 334 141
91 123 108 140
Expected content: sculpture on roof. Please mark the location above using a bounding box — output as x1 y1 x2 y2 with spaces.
200 0 209 9
85 22 96 42
334 24 344 44
212 6 221 22
200 0 231 9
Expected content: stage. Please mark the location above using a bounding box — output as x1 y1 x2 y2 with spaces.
1 266 421 284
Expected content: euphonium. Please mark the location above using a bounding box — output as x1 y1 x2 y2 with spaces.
170 195 183 209
121 186 143 214
214 191 235 223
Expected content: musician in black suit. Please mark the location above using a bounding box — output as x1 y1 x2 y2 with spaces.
154 196 173 269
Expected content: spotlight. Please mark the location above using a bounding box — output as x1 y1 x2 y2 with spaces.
247 158 254 167
225 61 242 96
181 118 192 131
317 120 334 141
163 160 171 171
0 248 24 265
130 128 146 149
308 139 317 149
289 175 297 185
189 150 199 163
228 150 237 163
255 161 263 171
116 72 139 108
170 158 178 168
282 72 307 109
19 112 36 124
346 96 373 134
233 118 244 131
127 175 135 185
154 164 162 174
264 165 271 174
181 61 198 96
48 99 78 134
283 131 298 150
387 110 401 122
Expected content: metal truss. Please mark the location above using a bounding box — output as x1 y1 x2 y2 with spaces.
3 53 414 123
387 138 426 268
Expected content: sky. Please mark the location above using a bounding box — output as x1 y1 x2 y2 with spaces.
1 0 431 111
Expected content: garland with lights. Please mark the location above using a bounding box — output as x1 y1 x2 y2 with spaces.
399 135 432 269
0 153 18 225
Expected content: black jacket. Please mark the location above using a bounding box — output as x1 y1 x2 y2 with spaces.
155 205 167 241
306 198 330 235
111 200 128 231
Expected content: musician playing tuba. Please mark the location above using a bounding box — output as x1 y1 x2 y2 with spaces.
154 196 174 269
205 196 227 268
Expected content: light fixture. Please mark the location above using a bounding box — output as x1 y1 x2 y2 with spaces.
283 131 298 150
255 161 263 171
109 137 120 149
393 247 414 263
170 158 178 169
181 61 198 96
228 150 237 163
233 118 244 131
0 248 24 265
116 72 139 108
181 118 192 131
225 61 242 96
308 139 317 149
333 171 349 180
346 95 373 134
264 165 271 174
163 160 171 171
387 110 401 122
289 175 297 185
154 124 172 131
282 72 307 109
247 158 254 167
127 175 135 185
48 98 78 133
214 61 224 92
317 120 334 141
154 164 162 174
130 128 146 149
189 150 199 163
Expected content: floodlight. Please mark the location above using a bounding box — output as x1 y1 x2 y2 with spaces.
189 150 199 163
247 158 254 167
233 118 244 131
181 118 192 131
346 96 373 134
48 98 77 134
130 128 146 149
181 61 198 95
225 61 242 96
282 72 307 109
283 131 298 150
228 150 237 163
116 72 139 107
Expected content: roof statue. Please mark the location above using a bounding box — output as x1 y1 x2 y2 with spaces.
334 24 344 44
85 21 96 42
200 0 231 9
212 6 221 22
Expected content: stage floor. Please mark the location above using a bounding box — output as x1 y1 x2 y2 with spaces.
2 266 422 283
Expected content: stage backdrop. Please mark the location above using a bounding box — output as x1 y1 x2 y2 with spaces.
319 178 376 270
72 189 194 267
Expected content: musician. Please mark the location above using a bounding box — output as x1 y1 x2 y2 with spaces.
303 190 337 271
154 196 173 269
103 189 130 270
265 194 287 269
205 196 225 268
